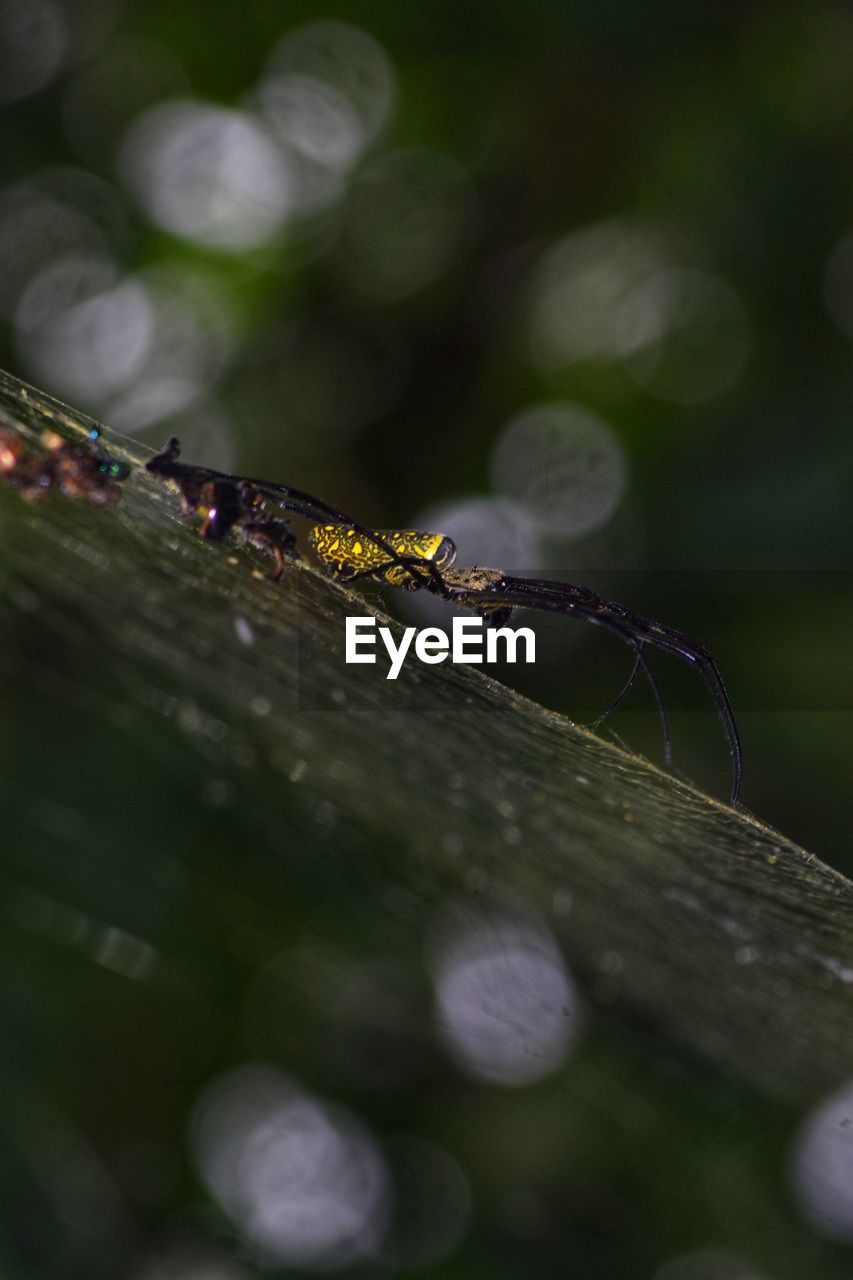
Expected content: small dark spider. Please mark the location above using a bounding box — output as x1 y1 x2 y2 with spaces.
0 425 129 506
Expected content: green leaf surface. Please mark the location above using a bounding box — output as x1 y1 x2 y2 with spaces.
2 366 850 1112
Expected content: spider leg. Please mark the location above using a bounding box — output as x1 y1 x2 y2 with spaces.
335 553 447 593
437 571 741 804
498 577 740 802
581 635 672 766
649 632 741 804
630 642 673 767
592 647 642 728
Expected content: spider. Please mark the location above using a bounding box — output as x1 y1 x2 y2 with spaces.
308 526 743 806
145 439 742 804
0 425 129 505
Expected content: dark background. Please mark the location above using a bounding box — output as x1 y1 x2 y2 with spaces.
1 2 852 1277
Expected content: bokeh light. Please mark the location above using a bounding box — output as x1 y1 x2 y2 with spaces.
189 1064 391 1268
254 76 352 216
15 254 153 403
428 906 582 1086
490 402 627 538
790 1077 853 1241
414 496 542 569
529 222 750 403
249 22 396 220
529 219 675 369
119 101 293 251
265 20 395 146
103 264 236 431
622 268 751 404
259 74 366 173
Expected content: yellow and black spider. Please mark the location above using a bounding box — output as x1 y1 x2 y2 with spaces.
146 438 742 805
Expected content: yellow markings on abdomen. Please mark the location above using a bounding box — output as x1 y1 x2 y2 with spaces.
308 525 457 586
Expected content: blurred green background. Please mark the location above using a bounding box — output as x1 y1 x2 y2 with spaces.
2 2 853 1277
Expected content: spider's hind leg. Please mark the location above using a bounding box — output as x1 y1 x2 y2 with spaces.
589 639 673 768
591 647 643 730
